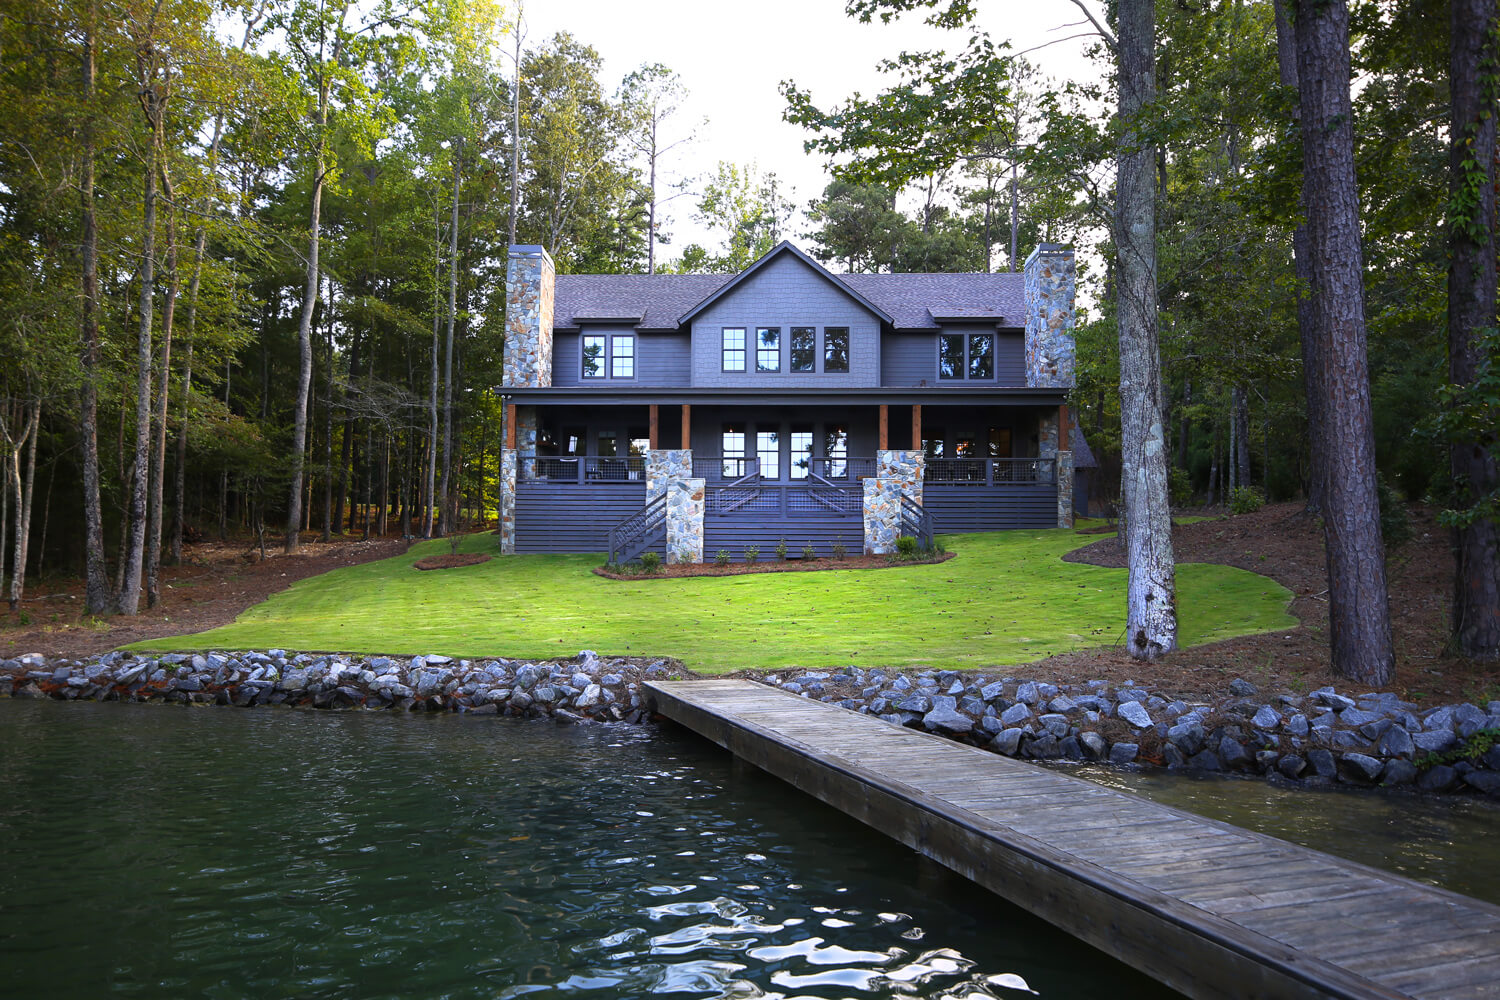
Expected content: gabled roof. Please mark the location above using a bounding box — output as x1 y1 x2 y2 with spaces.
1071 429 1098 468
550 242 1029 333
676 241 895 327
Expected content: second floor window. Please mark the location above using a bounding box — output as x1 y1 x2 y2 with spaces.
939 333 996 380
582 335 606 378
723 328 746 371
757 327 781 372
824 328 850 373
611 335 635 378
790 327 815 372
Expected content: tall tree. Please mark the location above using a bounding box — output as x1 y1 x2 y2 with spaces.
1115 0 1176 660
1294 0 1394 684
620 63 693 274
1445 0 1500 658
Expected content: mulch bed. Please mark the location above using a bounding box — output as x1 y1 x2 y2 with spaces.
593 551 955 581
413 553 493 571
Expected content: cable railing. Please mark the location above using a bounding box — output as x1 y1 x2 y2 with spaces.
706 483 861 519
924 457 1055 485
607 492 667 564
519 454 646 484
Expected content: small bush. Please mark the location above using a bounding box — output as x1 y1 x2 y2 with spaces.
1229 486 1264 515
448 532 463 555
1377 473 1412 549
831 542 847 560
1169 467 1192 507
801 542 817 560
775 537 789 561
744 545 760 564
895 535 919 558
639 551 662 573
714 548 731 566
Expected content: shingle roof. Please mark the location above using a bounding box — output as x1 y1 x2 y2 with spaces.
1071 429 1098 468
553 250 1029 333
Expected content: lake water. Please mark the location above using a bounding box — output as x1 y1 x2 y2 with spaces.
0 700 1169 999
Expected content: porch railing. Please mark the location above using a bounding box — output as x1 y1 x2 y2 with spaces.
924 457 1055 485
519 454 646 484
607 491 667 564
899 496 936 550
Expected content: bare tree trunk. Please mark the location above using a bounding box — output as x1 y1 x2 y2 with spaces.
1232 385 1250 490
508 0 523 247
425 217 440 539
321 290 334 543
1116 0 1177 660
7 404 41 609
1295 0 1394 684
1208 417 1221 507
146 170 180 608
439 141 461 535
1448 0 1500 658
1273 0 1325 515
78 11 111 614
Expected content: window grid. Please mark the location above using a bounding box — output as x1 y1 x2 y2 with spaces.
582 335 606 379
611 335 635 378
790 327 816 372
824 328 850 373
722 328 746 372
756 327 781 372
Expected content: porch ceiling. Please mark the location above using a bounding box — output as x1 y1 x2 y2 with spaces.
501 387 1067 407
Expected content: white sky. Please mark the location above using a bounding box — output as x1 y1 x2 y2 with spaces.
523 0 1107 263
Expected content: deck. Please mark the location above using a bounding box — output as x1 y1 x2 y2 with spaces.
645 679 1500 1000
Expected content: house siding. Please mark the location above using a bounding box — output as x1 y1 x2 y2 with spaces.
924 483 1058 532
704 517 863 561
551 329 690 388
514 482 656 554
881 328 1025 388
690 253 881 388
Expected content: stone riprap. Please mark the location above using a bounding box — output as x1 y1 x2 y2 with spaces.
0 650 673 724
1023 244 1076 389
666 478 705 565
501 245 555 389
758 668 1500 798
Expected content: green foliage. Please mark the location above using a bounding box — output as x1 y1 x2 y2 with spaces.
1169 468 1193 508
1424 327 1500 530
639 551 662 573
831 542 848 561
714 548 731 567
1414 728 1500 771
743 545 760 565
801 543 817 560
1376 475 1413 550
775 537 789 561
895 535 919 557
1229 487 1264 516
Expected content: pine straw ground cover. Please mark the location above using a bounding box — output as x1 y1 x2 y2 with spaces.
127 526 1295 673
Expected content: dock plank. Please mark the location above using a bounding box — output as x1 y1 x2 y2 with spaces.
647 679 1500 1000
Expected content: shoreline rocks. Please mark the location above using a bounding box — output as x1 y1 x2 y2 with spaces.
759 667 1500 799
0 649 671 724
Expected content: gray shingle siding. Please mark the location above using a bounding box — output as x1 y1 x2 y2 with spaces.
880 328 1025 387
690 253 880 388
551 328 690 387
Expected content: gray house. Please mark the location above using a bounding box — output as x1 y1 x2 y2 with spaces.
498 241 1079 563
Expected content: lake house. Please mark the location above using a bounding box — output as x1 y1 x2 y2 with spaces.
498 241 1081 563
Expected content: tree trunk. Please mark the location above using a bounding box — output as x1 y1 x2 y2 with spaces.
508 1 522 248
7 404 40 609
1447 0 1500 658
1232 384 1250 490
1273 0 1324 515
425 225 440 539
1295 0 1394 684
1115 0 1177 661
78 12 111 614
146 170 180 608
439 141 461 535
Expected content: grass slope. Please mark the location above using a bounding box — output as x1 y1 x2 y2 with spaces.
129 529 1295 672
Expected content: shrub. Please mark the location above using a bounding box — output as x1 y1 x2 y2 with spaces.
775 537 789 561
801 542 817 560
1229 486 1264 515
714 548 732 567
831 542 847 560
744 545 760 564
1377 473 1412 549
895 535 919 557
639 551 662 573
448 532 463 555
1169 467 1192 508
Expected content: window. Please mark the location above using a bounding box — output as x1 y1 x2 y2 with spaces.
790 426 813 479
756 327 781 372
938 335 965 379
955 433 976 457
722 328 746 371
722 423 746 478
825 424 849 477
968 334 994 379
923 432 945 459
824 327 850 373
988 427 1012 458
582 335 606 378
939 332 995 380
790 327 816 372
611 335 635 378
757 429 781 480
597 431 618 457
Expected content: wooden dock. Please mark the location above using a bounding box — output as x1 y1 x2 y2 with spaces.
645 679 1500 1000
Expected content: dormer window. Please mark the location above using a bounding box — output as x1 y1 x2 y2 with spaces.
939 333 995 380
611 335 635 378
582 335 606 378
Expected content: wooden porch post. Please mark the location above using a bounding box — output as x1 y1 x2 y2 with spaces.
912 404 923 452
681 404 691 451
1059 404 1070 451
504 401 516 449
879 404 889 450
649 404 659 449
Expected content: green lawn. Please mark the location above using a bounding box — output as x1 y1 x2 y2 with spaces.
128 527 1296 673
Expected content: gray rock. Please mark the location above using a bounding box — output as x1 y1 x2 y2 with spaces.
1417 764 1458 792
1219 737 1251 770
1424 706 1457 731
1306 748 1337 779
1381 759 1418 786
1462 770 1500 795
1038 713 1070 738
532 685 557 704
1412 730 1458 755
991 728 1024 756
980 716 1005 735
1338 753 1383 784
1228 678 1258 697
576 684 605 709
1483 744 1500 771
980 680 1006 702
1109 742 1139 765
1059 736 1084 760
1163 743 1188 768
1315 691 1356 712
1337 708 1384 728
1376 725 1415 758
896 694 933 714
1025 734 1063 760
1167 721 1205 756
1188 750 1224 772
1286 713 1310 737
1080 731 1108 761
923 705 974 734
959 696 986 715
999 702 1032 727
890 675 912 692
1117 700 1153 729
1048 695 1078 714
1251 705 1281 730
509 690 533 711
1016 681 1041 705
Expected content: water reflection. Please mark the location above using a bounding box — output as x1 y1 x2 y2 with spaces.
0 700 1164 999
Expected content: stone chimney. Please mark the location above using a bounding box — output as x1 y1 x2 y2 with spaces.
1023 244 1076 389
503 245 555 388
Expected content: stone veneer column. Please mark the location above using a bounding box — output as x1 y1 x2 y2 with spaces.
1038 411 1059 460
646 449 693 497
1024 245 1077 389
499 448 517 554
502 246 555 389
1056 450 1074 529
517 407 539 479
863 478 902 555
666 479 706 565
876 450 925 507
